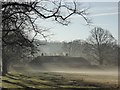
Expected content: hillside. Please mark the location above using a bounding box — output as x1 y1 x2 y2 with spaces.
29 56 103 72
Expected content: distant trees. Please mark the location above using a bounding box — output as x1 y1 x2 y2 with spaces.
62 40 86 57
84 27 117 65
62 27 118 66
40 27 118 66
62 42 72 56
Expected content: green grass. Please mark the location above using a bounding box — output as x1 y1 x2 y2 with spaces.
0 71 118 89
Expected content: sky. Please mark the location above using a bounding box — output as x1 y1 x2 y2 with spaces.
36 1 118 42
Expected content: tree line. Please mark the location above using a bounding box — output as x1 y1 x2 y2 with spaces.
34 27 118 66
62 27 118 66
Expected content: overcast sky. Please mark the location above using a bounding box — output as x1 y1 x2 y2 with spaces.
36 2 118 42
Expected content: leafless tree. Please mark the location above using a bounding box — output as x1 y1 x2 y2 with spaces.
85 27 116 65
62 40 85 57
62 42 72 56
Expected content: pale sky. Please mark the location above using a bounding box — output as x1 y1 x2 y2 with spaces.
36 2 118 42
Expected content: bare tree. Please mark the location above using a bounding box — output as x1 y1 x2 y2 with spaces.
85 27 116 65
62 42 73 56
62 40 86 57
2 0 90 75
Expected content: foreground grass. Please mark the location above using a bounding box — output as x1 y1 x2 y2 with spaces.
0 71 119 89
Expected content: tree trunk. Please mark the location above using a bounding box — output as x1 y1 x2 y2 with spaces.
2 51 9 76
2 59 8 76
99 58 103 65
99 52 103 65
98 46 104 65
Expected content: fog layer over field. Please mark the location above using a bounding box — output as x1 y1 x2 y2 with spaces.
28 56 117 75
29 65 118 76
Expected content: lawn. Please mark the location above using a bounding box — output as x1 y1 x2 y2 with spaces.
0 71 119 90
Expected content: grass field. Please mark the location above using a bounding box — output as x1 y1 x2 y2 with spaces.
0 70 119 90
